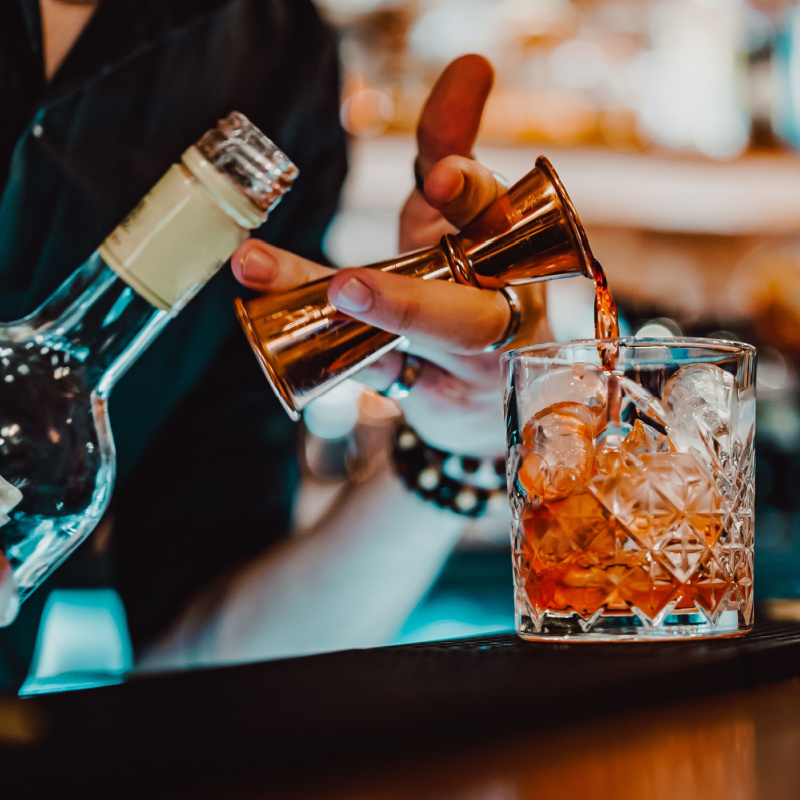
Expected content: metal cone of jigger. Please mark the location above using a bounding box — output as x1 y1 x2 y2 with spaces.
234 156 595 420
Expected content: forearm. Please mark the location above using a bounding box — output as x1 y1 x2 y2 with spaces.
136 465 470 671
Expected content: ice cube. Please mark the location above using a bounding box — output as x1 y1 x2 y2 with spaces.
522 364 608 433
637 452 723 515
593 439 622 475
590 450 723 553
520 402 595 501
589 460 654 535
661 364 734 454
617 376 670 430
518 452 552 499
620 419 673 461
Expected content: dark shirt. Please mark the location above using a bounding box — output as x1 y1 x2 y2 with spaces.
0 0 348 676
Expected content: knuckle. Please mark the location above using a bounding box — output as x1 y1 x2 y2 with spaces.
299 262 318 284
444 163 499 222
391 297 423 335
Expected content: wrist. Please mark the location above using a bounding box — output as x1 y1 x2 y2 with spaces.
391 421 507 518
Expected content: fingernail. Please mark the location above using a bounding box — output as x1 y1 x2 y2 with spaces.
428 169 464 205
442 173 464 203
241 245 276 285
330 277 374 313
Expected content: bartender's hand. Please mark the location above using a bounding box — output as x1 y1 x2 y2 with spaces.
232 55 549 455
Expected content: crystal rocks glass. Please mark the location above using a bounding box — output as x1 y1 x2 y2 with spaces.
502 338 756 641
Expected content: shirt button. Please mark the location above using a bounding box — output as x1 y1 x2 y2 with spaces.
32 123 44 138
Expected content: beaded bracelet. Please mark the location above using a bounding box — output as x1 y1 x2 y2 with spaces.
391 421 508 518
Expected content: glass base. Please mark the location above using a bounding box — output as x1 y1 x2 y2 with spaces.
516 609 752 642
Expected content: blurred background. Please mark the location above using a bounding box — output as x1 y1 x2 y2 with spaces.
291 0 800 647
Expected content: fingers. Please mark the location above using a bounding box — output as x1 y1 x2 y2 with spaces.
356 349 407 393
229 242 513 354
401 55 500 248
231 240 334 292
422 155 505 230
328 267 513 354
229 240 517 356
415 54 494 179
399 154 504 251
398 189 456 254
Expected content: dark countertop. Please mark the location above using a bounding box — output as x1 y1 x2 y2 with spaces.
3 612 800 797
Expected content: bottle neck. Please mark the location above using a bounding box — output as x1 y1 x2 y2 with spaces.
99 161 255 315
3 115 296 402
9 148 279 393
16 251 169 394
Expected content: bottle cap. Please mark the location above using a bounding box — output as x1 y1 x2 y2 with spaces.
193 112 299 216
102 112 298 314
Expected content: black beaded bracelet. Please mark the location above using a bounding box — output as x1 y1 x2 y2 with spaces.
391 421 508 518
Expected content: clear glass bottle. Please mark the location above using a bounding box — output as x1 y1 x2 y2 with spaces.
0 113 297 616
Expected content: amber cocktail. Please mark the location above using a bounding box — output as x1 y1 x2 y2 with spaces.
503 338 756 641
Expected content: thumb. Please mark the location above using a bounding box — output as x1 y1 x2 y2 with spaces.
415 54 494 182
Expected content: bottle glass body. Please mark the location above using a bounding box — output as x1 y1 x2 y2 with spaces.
0 113 297 609
0 255 167 602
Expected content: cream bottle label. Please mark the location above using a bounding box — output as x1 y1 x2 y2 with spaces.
99 164 249 315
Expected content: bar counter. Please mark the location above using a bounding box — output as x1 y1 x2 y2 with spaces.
2 610 800 797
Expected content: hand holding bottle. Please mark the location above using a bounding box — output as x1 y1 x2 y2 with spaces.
232 56 550 456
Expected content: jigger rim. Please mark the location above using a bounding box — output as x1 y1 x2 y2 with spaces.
233 296 301 421
502 335 757 364
534 155 594 280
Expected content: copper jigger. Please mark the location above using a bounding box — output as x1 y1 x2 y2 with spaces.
234 156 594 420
